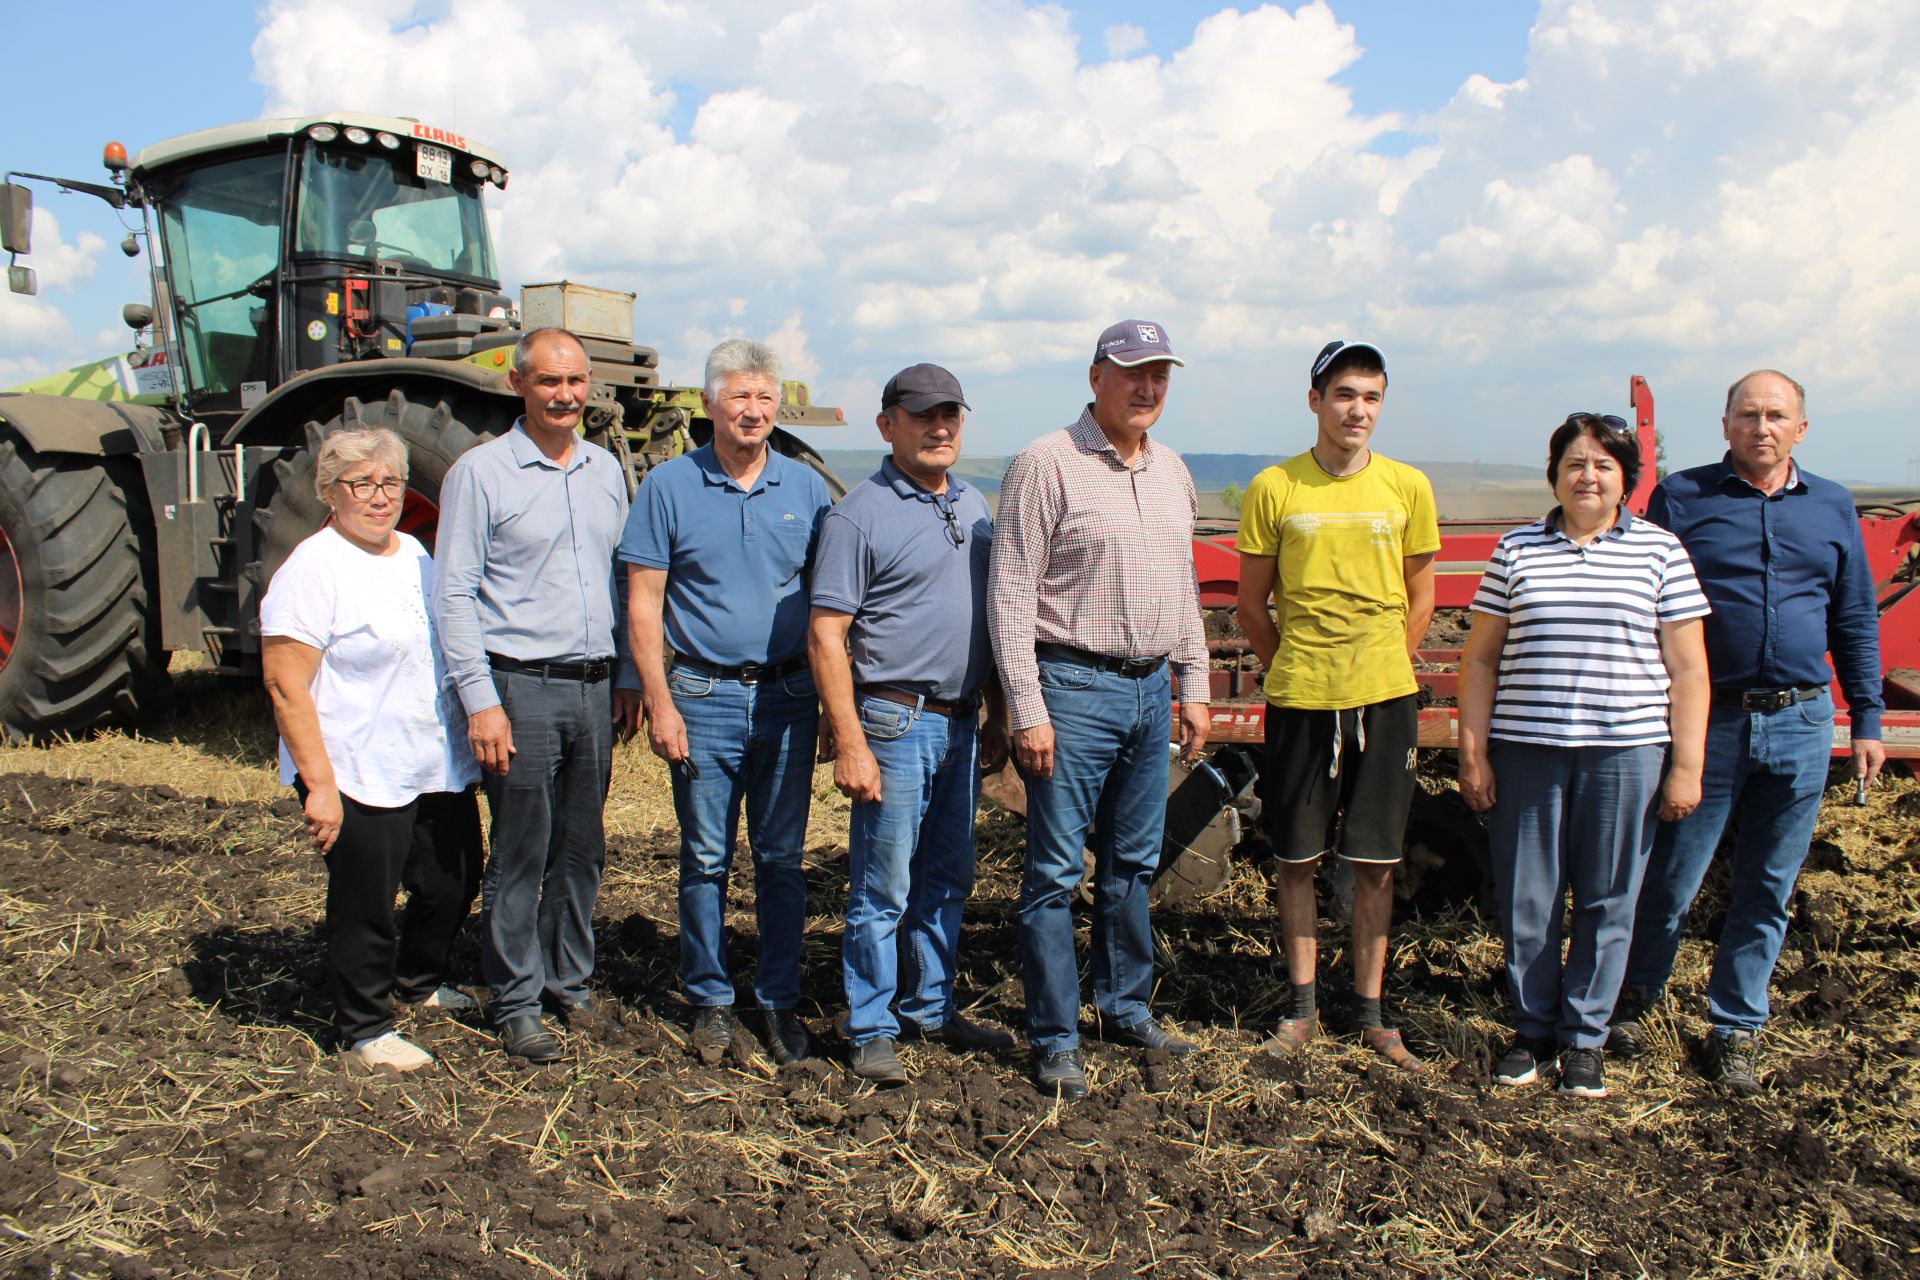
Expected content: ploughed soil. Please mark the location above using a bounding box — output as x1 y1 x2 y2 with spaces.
2 761 1918 1279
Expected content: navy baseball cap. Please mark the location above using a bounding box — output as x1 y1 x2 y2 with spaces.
1094 319 1186 367
1310 339 1388 389
881 363 970 413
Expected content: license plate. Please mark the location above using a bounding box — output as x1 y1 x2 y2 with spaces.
416 143 451 184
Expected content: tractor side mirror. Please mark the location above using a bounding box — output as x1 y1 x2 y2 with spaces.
1 182 31 255
123 302 153 331
7 266 35 296
348 217 377 245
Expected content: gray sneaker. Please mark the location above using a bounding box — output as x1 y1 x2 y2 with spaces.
850 1037 907 1086
1705 1030 1761 1096
1606 982 1662 1058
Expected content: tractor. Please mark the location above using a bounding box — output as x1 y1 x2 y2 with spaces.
0 111 843 742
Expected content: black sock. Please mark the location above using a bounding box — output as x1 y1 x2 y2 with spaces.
1354 995 1384 1029
1290 981 1317 1021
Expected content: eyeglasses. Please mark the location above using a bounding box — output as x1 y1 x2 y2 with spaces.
1581 413 1632 436
338 476 406 500
930 493 965 547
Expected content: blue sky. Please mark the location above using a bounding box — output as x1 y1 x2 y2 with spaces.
5 2 1916 483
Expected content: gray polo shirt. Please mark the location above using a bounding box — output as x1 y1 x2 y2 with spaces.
811 458 993 702
434 420 637 715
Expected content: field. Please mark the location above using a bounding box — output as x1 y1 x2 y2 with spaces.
1 663 1917 1278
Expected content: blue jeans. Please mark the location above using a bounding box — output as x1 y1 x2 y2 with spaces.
843 695 980 1047
669 663 818 1010
1019 657 1172 1055
1487 741 1664 1049
1626 689 1835 1033
480 671 613 1024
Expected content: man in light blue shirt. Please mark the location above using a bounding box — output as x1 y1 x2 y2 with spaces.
808 364 1012 1086
434 327 641 1063
624 338 832 1067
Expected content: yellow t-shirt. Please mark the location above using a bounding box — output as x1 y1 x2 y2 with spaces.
1237 451 1441 710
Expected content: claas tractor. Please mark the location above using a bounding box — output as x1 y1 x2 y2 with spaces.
0 112 843 742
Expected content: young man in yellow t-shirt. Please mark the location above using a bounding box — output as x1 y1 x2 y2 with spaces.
1234 340 1439 1071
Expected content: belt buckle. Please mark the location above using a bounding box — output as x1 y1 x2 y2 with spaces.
1119 656 1158 677
737 663 766 685
1743 689 1790 712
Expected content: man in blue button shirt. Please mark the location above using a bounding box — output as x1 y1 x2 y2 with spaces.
807 364 1014 1086
623 338 833 1067
1613 369 1884 1094
434 327 644 1064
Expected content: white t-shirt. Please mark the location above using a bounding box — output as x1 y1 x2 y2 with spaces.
260 527 479 806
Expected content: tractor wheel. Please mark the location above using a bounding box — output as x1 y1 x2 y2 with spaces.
0 438 162 742
250 388 503 593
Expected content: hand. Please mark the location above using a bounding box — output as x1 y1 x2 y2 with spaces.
303 784 344 854
1658 767 1701 823
833 739 884 803
469 705 516 776
646 699 689 765
978 718 1012 775
611 688 643 742
1458 751 1496 813
1014 723 1055 779
1177 702 1211 764
817 719 837 764
1853 738 1886 789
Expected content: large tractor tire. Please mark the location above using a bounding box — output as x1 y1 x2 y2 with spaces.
0 437 162 742
250 388 503 593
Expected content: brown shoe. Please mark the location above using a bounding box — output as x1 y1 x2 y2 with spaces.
1359 1026 1424 1072
1258 1014 1321 1057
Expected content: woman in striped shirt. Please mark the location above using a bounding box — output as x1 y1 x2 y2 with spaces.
1458 413 1711 1099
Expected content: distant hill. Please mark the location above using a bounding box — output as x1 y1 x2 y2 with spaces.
813 449 1541 495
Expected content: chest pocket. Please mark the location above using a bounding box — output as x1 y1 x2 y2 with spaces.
763 511 813 583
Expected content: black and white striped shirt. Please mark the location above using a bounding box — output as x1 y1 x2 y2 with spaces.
1470 509 1710 747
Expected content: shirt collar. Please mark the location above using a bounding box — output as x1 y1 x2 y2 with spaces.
508 417 587 473
1713 453 1804 496
1069 406 1154 470
879 455 969 503
692 442 782 494
1545 504 1634 542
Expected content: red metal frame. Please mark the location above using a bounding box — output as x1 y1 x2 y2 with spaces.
1200 377 1920 757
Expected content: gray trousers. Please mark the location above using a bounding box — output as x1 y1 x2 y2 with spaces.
479 669 613 1024
1487 740 1664 1049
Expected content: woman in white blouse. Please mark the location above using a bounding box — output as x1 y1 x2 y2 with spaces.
261 428 481 1073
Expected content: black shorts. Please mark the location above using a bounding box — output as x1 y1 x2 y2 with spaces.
1263 693 1419 864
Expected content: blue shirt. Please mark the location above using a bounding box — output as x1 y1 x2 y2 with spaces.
433 421 638 716
811 458 994 702
618 444 832 667
1648 456 1882 738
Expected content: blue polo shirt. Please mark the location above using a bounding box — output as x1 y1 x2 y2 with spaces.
811 459 993 702
1648 456 1882 738
618 444 832 667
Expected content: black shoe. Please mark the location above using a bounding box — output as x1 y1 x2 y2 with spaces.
1606 982 1661 1059
1103 1017 1197 1056
499 1015 562 1064
1705 1031 1761 1096
690 1007 732 1064
1492 1035 1555 1086
1556 1046 1607 1098
1034 1049 1088 1100
559 998 623 1038
762 1008 810 1066
850 1037 908 1086
908 1013 1015 1053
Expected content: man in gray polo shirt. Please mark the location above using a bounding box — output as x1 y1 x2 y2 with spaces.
435 326 642 1064
809 364 1013 1085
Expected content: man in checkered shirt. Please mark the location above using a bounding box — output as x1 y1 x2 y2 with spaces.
988 319 1212 1100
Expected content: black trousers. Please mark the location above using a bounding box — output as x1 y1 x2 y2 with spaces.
298 781 484 1044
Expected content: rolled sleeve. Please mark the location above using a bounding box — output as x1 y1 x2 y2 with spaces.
431 460 500 716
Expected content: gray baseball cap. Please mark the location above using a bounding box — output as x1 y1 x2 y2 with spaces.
881 363 970 413
1094 319 1186 367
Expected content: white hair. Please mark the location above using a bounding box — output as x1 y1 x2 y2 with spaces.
704 338 782 398
314 428 407 501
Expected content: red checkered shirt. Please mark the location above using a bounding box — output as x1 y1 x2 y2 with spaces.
988 408 1210 730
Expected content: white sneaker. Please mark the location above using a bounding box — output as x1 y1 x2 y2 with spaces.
417 984 477 1012
350 1032 434 1073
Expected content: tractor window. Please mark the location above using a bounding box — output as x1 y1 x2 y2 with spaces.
295 146 498 281
155 152 284 401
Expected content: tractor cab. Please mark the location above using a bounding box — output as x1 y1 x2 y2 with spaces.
131 114 514 419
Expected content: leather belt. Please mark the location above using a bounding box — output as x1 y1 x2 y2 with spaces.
858 684 982 719
1036 642 1166 678
1711 685 1825 712
488 653 614 683
672 652 808 685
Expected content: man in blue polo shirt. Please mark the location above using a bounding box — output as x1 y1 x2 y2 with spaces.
808 364 1013 1085
1612 369 1884 1094
622 337 833 1067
